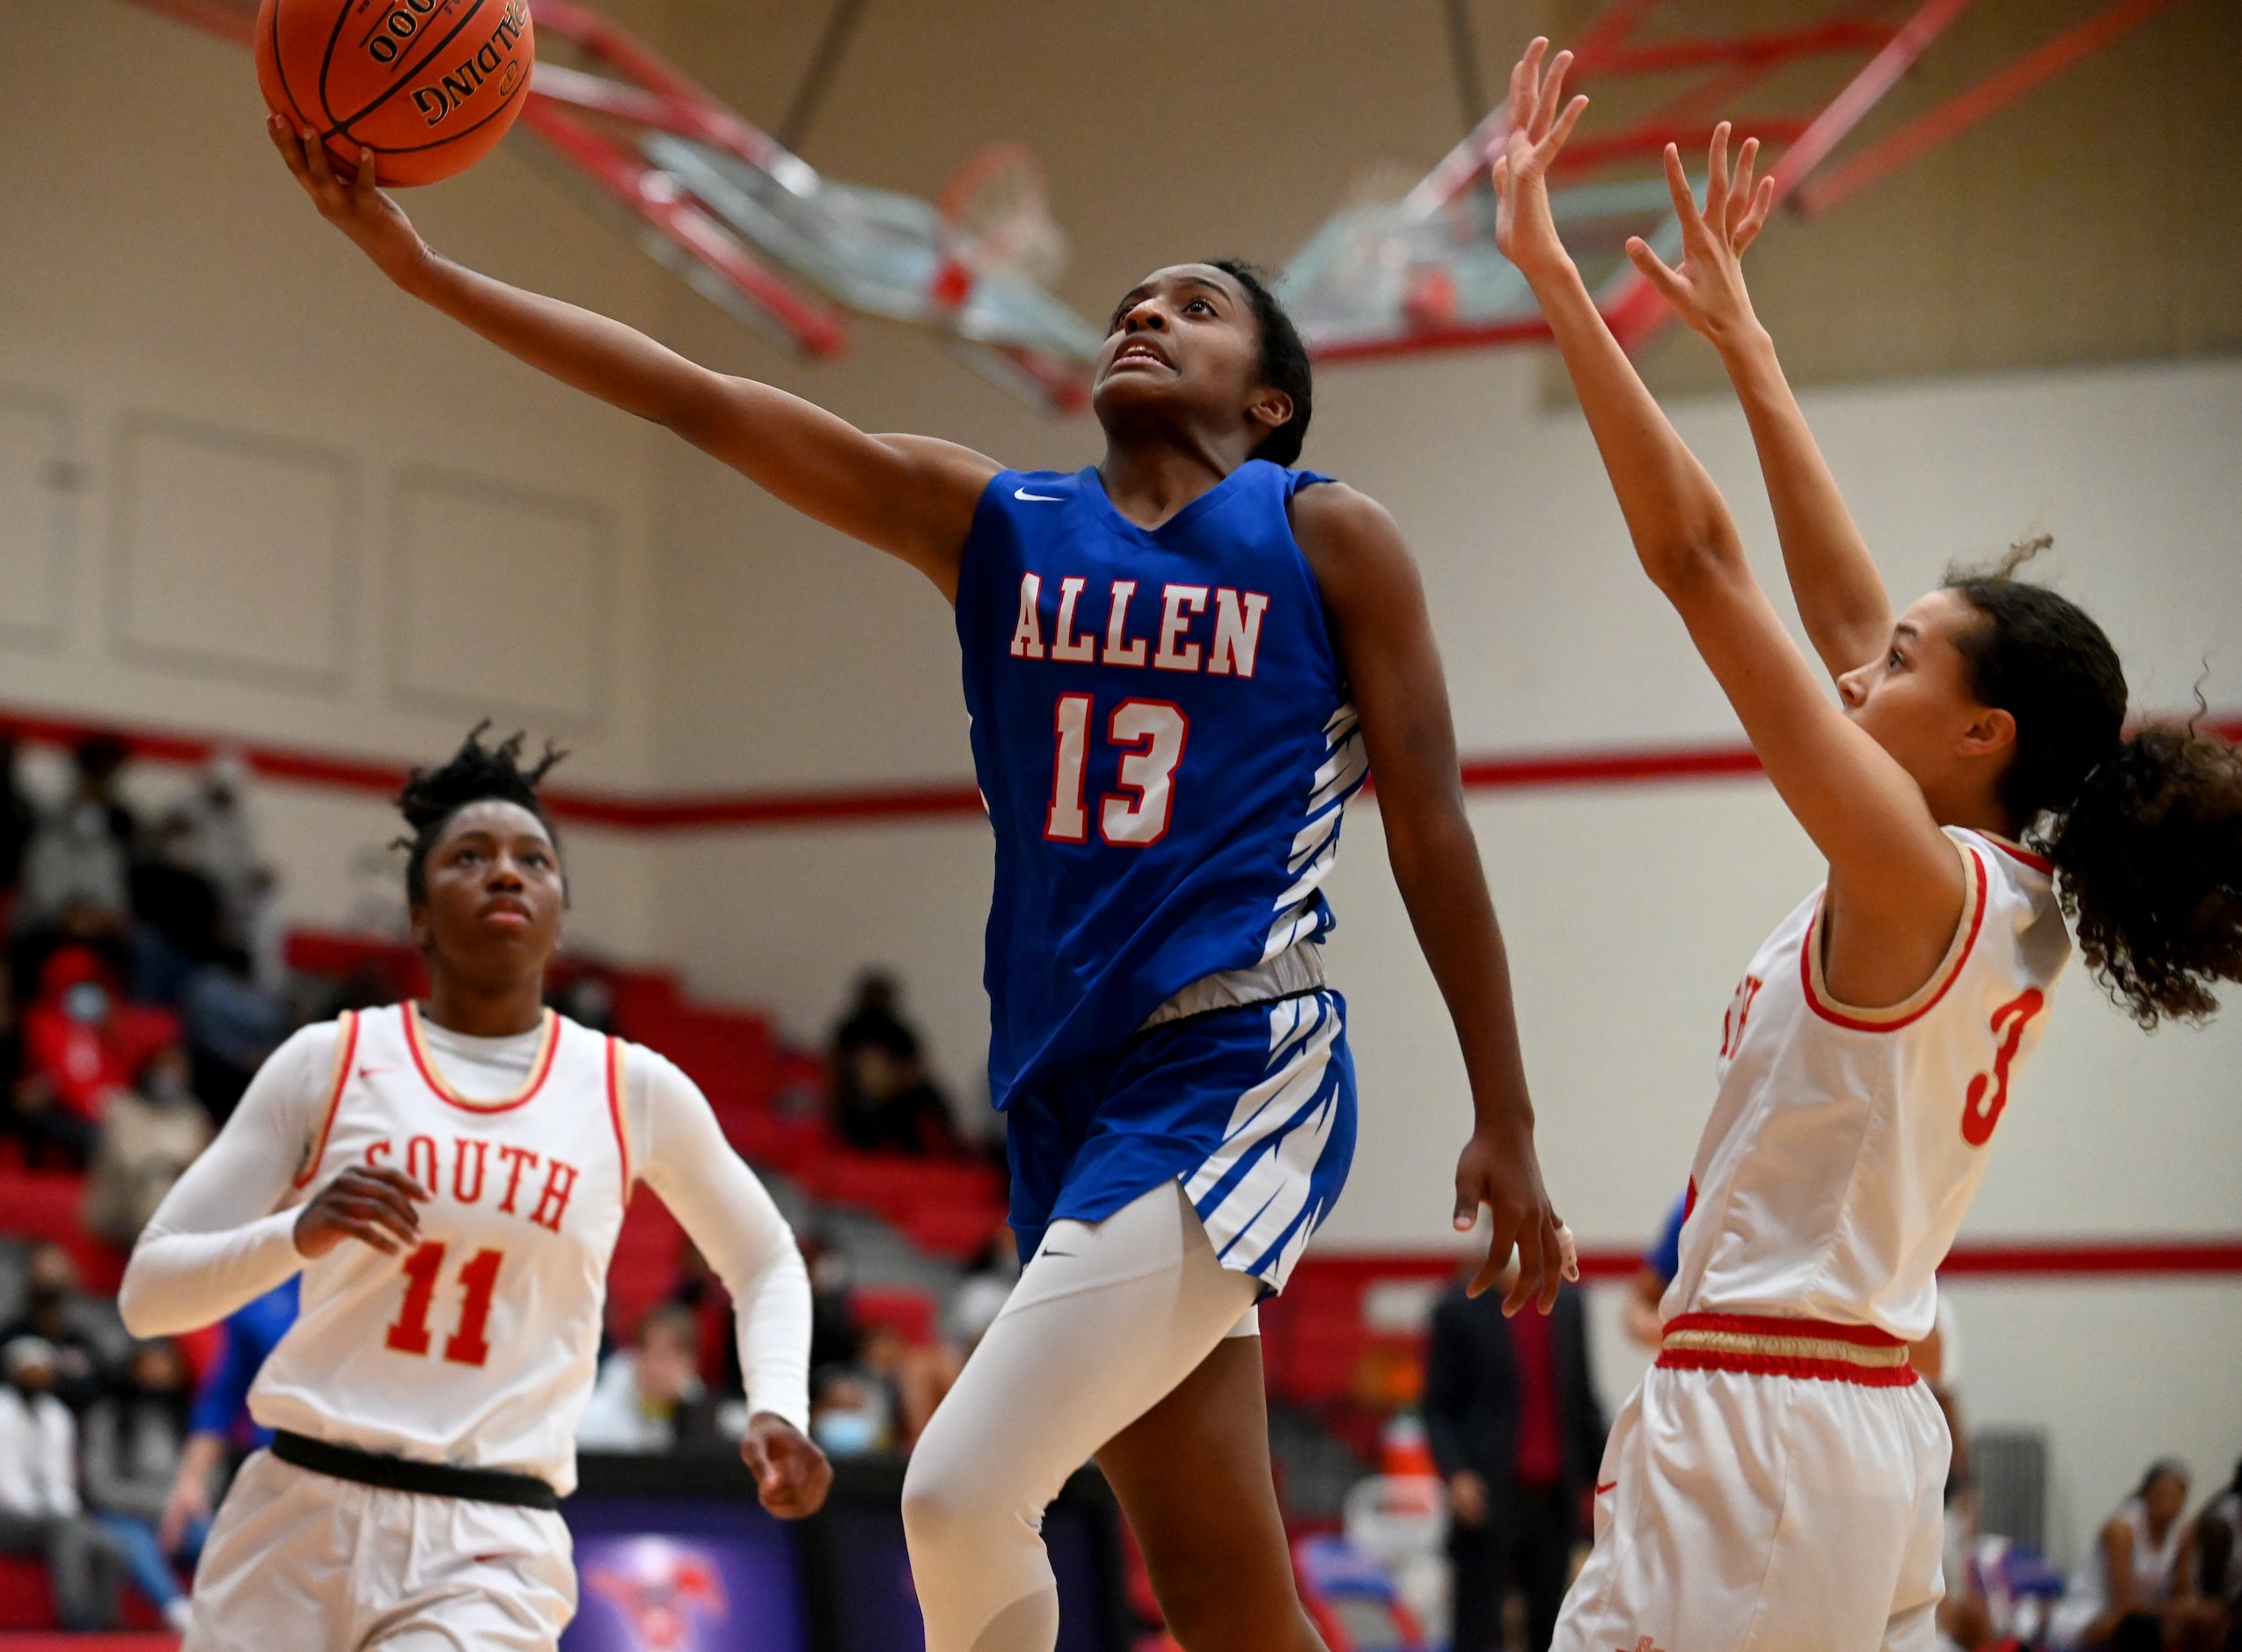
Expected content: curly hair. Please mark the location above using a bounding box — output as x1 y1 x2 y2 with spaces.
395 722 566 907
1206 259 1313 468
1947 548 2242 1027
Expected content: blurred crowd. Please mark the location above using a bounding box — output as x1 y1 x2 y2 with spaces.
0 733 291 1215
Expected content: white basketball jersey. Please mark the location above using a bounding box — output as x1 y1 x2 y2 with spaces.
1666 829 2070 1341
249 1004 631 1494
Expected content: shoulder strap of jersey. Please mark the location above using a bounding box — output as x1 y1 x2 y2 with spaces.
604 1035 634 1198
290 1010 361 1191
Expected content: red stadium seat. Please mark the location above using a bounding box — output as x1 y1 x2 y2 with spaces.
852 1285 938 1348
0 1168 127 1293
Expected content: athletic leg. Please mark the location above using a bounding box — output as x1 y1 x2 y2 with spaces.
901 1181 1259 1652
359 1492 575 1652
183 1452 362 1650
1095 1333 1325 1652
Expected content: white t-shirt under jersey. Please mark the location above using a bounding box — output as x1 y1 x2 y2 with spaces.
121 1005 810 1494
1667 828 2070 1341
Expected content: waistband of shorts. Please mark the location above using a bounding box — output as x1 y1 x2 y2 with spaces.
1655 1312 1918 1387
1137 942 1327 1034
270 1429 561 1509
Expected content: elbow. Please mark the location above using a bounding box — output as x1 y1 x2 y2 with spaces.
116 1264 165 1339
1642 535 1735 602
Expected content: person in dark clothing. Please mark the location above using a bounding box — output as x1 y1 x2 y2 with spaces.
827 971 962 1157
0 733 39 905
1424 1264 1606 1652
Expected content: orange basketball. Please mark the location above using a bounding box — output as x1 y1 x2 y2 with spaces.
254 0 536 188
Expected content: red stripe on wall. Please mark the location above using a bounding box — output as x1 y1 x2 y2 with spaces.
5 706 2237 834
1336 1236 2242 1283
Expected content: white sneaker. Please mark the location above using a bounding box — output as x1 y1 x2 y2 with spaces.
164 1597 195 1634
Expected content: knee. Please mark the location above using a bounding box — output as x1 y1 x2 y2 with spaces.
900 1450 1005 1559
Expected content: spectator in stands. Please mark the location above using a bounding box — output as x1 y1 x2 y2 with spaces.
2053 1460 2224 1651
945 1228 1019 1355
803 1239 862 1373
163 750 269 962
127 813 226 1006
14 945 178 1168
828 971 962 1157
808 1365 892 1460
859 1321 958 1452
158 1276 297 1552
576 1305 719 1453
81 1046 212 1246
177 947 291 1123
82 1338 197 1633
0 1335 125 1631
0 733 39 917
16 735 136 935
1623 1189 1689 1350
1425 1260 1607 1652
0 1244 122 1411
2194 1458 2241 1651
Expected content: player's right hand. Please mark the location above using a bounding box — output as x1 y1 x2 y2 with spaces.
1491 38 1589 274
293 1165 429 1259
1453 1112 1577 1316
267 117 431 289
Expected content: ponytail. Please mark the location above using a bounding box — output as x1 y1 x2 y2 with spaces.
1948 549 2242 1028
2042 723 2242 1027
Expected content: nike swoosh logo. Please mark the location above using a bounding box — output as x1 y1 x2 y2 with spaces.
1041 1249 1077 1259
1015 487 1064 502
1594 1480 1618 1495
358 1066 395 1080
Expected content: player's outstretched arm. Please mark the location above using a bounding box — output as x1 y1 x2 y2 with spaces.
267 121 997 599
1497 46 1967 1003
1293 483 1572 1316
632 1053 831 1518
1621 136 1892 680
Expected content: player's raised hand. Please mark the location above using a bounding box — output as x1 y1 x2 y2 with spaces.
1453 1113 1578 1316
293 1165 429 1259
267 117 430 288
741 1414 833 1519
1625 124 1777 348
1492 37 1590 274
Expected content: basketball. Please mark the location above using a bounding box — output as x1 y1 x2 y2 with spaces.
253 0 535 188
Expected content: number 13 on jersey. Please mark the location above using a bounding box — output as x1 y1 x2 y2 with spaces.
1046 696 1191 846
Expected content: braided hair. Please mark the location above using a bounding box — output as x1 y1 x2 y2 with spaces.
1945 542 2242 1027
395 723 566 907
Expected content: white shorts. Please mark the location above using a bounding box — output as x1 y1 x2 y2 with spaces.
185 1450 576 1651
1554 1353 1950 1652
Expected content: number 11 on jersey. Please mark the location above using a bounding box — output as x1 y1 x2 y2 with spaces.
1047 696 1191 847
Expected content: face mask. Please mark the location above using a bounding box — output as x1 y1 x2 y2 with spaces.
811 1409 882 1458
62 983 109 1025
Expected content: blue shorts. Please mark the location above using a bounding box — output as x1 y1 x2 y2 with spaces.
1006 990 1357 1295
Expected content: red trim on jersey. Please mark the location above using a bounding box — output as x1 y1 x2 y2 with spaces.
290 1012 360 1190
605 1037 634 1196
1980 832 2055 874
1657 1345 1922 1387
1657 1310 1919 1387
1800 845 1989 1033
402 1004 561 1114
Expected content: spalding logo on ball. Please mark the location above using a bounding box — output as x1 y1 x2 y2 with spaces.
255 0 537 187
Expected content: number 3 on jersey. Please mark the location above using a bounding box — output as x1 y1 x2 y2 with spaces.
1961 989 2045 1147
384 1242 503 1367
1047 695 1190 846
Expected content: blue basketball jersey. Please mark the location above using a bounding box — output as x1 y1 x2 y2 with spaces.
956 459 1367 1108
